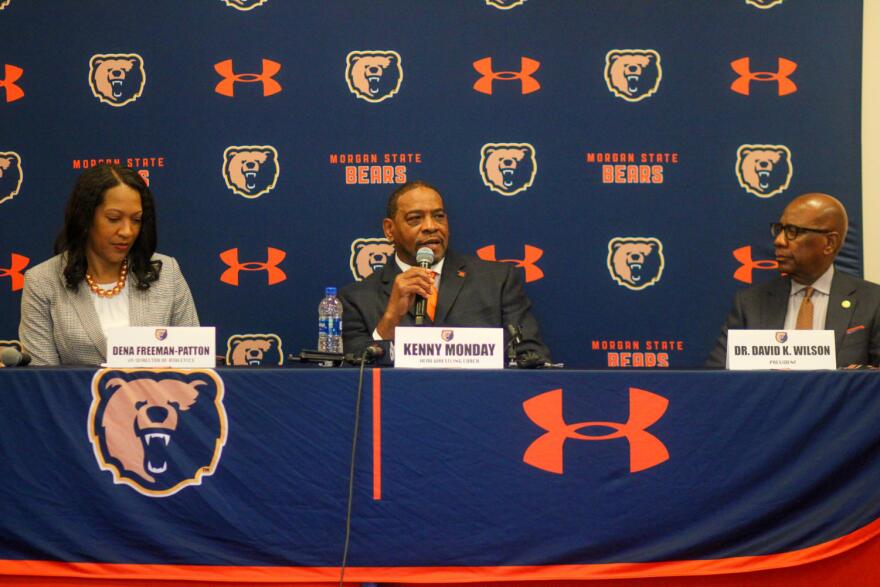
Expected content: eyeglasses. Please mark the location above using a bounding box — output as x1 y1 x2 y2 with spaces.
770 223 832 240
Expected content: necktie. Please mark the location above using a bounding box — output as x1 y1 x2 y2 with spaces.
796 287 814 330
426 271 438 321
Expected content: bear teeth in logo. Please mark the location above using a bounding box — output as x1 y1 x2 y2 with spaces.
226 334 284 367
736 144 792 198
221 0 269 10
746 0 785 8
0 151 23 206
222 145 280 198
345 51 403 103
350 237 394 281
479 143 537 196
485 0 528 8
607 237 665 291
88 369 227 497
88 54 146 107
604 49 662 102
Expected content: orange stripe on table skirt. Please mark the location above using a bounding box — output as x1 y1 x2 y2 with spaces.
1 516 879 583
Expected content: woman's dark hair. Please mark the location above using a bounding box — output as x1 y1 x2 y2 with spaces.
54 164 161 290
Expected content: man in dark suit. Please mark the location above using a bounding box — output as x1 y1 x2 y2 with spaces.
707 193 880 368
340 180 550 362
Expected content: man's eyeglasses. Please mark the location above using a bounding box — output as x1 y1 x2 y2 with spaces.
770 223 832 240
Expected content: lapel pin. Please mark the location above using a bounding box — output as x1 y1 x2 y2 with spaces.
457 270 466 278
842 300 852 309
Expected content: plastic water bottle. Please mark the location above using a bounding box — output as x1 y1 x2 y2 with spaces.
318 287 343 353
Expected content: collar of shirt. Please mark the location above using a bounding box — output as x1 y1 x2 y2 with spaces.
790 264 834 297
395 254 445 285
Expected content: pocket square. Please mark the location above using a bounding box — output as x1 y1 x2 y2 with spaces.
846 325 865 334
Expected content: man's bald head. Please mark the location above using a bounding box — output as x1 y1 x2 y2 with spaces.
774 192 849 284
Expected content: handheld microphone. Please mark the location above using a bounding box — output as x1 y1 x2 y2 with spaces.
414 246 434 326
505 324 544 369
1 347 32 367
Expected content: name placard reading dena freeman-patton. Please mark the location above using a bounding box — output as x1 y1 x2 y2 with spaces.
727 329 836 370
394 327 504 369
105 327 216 368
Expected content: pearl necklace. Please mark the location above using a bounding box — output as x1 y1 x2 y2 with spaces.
86 259 128 298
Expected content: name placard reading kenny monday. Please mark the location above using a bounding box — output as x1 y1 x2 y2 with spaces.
727 329 835 370
105 327 216 368
394 327 504 369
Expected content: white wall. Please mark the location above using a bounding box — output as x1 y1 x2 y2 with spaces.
864 1 878 280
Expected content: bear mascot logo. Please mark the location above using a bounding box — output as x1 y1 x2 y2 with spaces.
485 0 528 8
746 0 785 8
0 151 23 206
88 54 146 107
736 144 792 198
226 334 284 367
607 237 665 291
350 237 394 281
345 51 403 103
604 49 662 102
222 0 269 10
88 369 227 497
0 339 22 368
222 145 280 198
479 143 537 196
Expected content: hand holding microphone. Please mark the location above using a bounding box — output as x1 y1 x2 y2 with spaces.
376 247 435 337
1 347 32 367
413 247 434 325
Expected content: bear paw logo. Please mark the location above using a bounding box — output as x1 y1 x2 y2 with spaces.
479 143 537 196
746 0 785 8
222 145 280 198
345 51 403 103
607 237 665 291
736 144 792 198
88 369 227 497
88 54 146 107
605 49 662 102
485 0 528 9
0 151 23 206
226 334 283 367
221 0 269 10
350 237 394 281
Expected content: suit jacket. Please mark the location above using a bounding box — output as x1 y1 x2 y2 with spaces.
706 270 880 368
19 253 199 366
339 250 551 361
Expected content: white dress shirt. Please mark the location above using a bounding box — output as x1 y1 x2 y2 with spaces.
91 282 131 337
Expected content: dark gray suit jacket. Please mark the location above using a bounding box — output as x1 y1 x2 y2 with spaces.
339 250 550 361
706 270 880 368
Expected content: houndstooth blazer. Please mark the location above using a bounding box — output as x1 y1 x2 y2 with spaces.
19 253 200 366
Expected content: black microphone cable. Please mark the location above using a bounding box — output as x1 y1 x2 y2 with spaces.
339 346 377 586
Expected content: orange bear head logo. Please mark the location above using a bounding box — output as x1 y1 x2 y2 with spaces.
607 237 665 291
736 144 792 198
605 50 662 102
479 143 537 196
88 54 146 107
350 238 394 281
222 145 280 198
226 334 284 367
345 51 403 103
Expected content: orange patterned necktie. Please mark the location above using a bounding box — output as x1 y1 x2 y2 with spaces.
426 271 438 321
795 287 814 330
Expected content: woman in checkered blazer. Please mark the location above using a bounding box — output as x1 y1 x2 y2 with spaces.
19 164 199 366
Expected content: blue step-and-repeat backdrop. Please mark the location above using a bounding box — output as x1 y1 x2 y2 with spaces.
0 0 863 368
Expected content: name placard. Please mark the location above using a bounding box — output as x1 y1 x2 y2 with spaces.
106 327 216 368
727 329 836 370
394 327 504 369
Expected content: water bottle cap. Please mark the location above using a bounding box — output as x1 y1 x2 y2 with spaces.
325 287 337 296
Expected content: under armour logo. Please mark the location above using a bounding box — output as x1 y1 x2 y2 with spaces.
0 64 24 103
733 245 777 284
219 247 286 286
473 57 541 95
523 387 669 474
0 253 29 291
476 244 544 282
214 59 282 97
730 57 797 96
